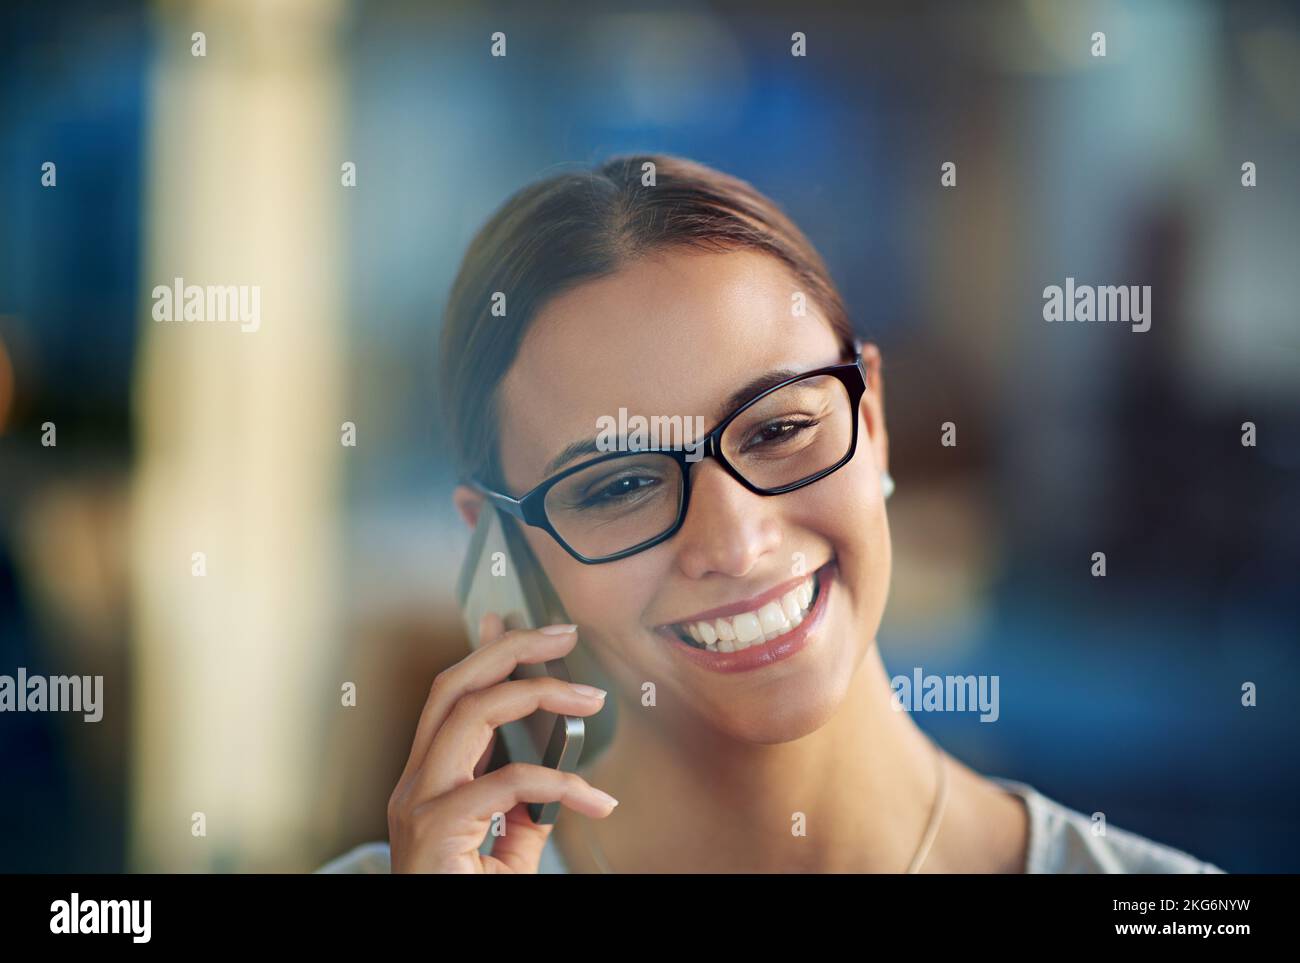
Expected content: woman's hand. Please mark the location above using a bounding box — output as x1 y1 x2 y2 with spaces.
387 614 617 873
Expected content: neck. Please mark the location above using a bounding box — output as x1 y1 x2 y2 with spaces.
575 643 948 873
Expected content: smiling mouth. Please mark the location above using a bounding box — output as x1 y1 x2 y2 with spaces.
664 563 827 653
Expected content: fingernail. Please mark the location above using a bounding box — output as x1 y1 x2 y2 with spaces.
540 623 577 635
588 787 619 808
570 683 607 700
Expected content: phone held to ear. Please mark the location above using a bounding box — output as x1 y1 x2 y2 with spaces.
455 505 586 824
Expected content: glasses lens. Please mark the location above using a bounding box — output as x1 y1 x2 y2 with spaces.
543 452 683 560
720 374 854 491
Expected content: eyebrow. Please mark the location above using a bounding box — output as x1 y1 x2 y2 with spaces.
540 367 802 478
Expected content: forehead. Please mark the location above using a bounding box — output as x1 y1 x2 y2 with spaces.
497 247 842 493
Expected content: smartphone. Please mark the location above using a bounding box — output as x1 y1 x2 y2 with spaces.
456 505 585 824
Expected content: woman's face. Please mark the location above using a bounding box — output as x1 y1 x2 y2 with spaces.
464 247 891 744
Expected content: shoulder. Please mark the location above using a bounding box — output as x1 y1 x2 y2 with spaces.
313 836 571 874
990 778 1226 874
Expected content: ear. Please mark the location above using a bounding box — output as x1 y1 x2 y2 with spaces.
858 342 889 474
452 484 485 531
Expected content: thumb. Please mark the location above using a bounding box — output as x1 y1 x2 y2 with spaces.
486 802 556 873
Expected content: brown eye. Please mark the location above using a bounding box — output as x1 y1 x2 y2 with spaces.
582 474 660 506
740 418 819 454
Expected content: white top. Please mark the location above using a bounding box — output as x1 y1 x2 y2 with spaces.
316 777 1225 874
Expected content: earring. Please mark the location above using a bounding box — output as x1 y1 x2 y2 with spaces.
881 470 895 500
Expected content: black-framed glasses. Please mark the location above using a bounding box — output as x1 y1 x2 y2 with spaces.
471 340 869 564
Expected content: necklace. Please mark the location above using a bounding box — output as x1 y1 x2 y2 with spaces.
578 738 950 874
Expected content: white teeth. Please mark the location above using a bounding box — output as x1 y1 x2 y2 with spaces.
758 601 789 636
672 570 820 650
732 611 762 645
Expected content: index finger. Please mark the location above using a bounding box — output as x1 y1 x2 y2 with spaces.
478 611 506 647
397 620 579 786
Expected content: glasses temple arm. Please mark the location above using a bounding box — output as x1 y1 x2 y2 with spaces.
468 478 527 521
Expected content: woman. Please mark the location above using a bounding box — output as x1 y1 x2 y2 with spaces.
320 155 1223 874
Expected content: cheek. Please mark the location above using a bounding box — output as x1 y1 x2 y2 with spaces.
795 444 892 612
547 554 675 695
836 459 893 619
530 535 661 639
794 445 884 543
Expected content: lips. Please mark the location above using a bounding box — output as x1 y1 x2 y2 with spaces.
654 559 837 672
668 568 820 650
659 566 822 628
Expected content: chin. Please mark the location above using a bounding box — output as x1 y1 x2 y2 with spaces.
677 672 847 744
686 629 861 745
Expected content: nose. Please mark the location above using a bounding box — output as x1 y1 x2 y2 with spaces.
672 459 783 580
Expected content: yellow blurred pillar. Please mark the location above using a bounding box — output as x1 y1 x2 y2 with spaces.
130 0 347 871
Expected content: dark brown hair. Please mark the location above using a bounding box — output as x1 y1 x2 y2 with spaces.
437 154 855 491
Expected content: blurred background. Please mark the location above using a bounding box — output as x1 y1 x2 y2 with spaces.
1 0 1297 872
